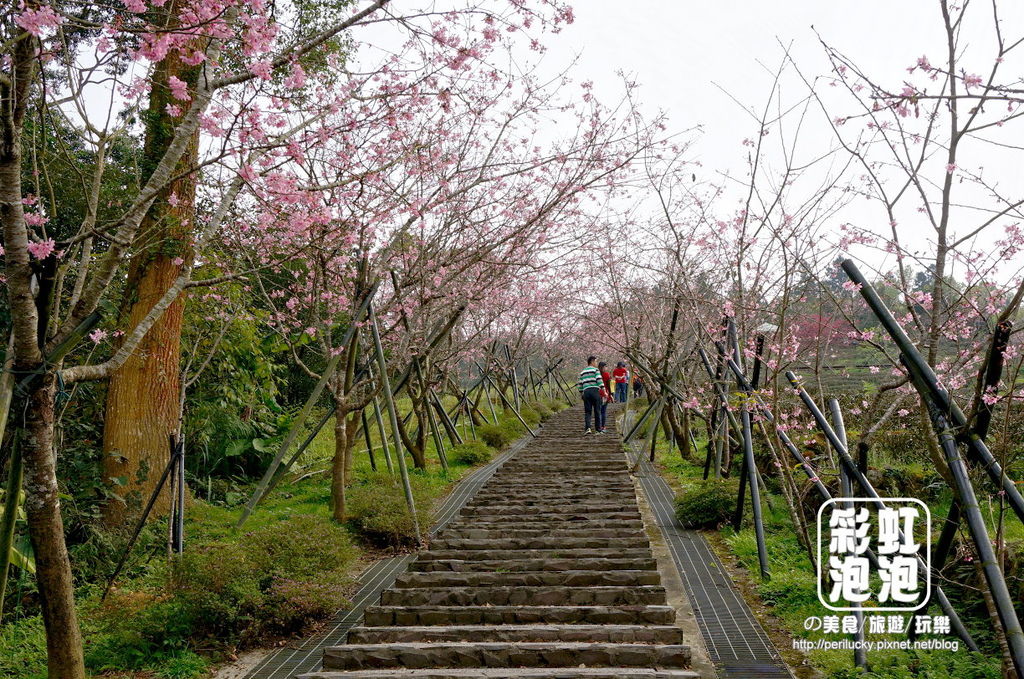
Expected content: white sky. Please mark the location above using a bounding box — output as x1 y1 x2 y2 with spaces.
533 1 1024 281
542 1 948 174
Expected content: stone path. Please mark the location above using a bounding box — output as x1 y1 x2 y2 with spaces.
299 407 699 678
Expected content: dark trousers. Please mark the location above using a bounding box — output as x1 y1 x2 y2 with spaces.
582 388 601 430
615 382 628 402
599 402 607 431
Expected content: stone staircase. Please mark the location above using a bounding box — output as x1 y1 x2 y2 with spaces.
299 406 699 679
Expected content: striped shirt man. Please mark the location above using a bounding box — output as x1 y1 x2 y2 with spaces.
577 365 602 393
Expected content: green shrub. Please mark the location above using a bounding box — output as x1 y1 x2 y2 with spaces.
95 514 359 656
347 472 434 547
546 397 568 412
529 400 553 420
674 479 738 529
477 423 514 449
501 415 526 435
449 441 496 466
518 405 541 427
0 613 48 679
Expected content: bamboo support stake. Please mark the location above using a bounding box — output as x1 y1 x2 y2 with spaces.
786 370 978 651
931 408 1024 677
370 304 422 547
0 436 24 621
425 393 449 472
623 397 660 443
237 286 377 528
830 398 867 671
728 319 769 581
740 404 769 580
482 373 537 437
842 259 1024 524
414 359 448 471
372 395 394 473
360 409 377 471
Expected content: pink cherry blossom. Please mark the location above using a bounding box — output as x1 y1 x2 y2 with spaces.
26 239 56 260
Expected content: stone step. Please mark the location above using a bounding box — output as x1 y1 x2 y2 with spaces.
321 642 691 671
447 512 643 523
300 668 701 678
445 519 645 531
410 557 658 573
450 515 643 526
462 501 636 512
346 623 684 644
466 497 635 508
497 462 625 472
417 548 653 562
362 604 677 626
469 489 636 500
489 469 623 476
378 585 667 607
482 476 631 484
507 458 625 464
475 483 634 493
393 570 661 588
459 505 638 517
483 473 627 481
466 496 635 506
428 537 648 551
437 528 645 540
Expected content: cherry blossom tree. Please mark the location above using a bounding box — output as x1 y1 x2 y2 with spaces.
1 1 579 675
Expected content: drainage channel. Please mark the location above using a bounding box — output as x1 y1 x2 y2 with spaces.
243 434 532 679
630 449 794 679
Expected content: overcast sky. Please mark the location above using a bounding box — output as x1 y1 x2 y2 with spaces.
542 2 952 173
530 1 1024 278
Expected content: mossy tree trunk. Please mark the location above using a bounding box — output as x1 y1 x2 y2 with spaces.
102 2 199 524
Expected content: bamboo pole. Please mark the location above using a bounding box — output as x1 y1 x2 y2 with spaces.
931 408 1024 677
360 409 377 471
786 370 978 651
0 435 23 621
728 320 769 581
370 304 421 546
841 259 1024 524
260 406 336 503
414 359 448 471
237 286 377 528
425 392 449 472
739 404 769 580
505 345 521 411
481 373 537 437
372 395 394 473
431 391 463 446
623 397 660 443
830 398 867 671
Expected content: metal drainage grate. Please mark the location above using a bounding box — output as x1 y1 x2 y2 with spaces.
631 452 794 679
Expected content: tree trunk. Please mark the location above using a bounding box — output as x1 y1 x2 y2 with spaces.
102 12 199 524
22 374 86 679
1 32 85 677
331 411 351 522
679 407 693 461
396 390 428 469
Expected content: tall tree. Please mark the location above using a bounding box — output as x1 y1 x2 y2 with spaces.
102 0 199 522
